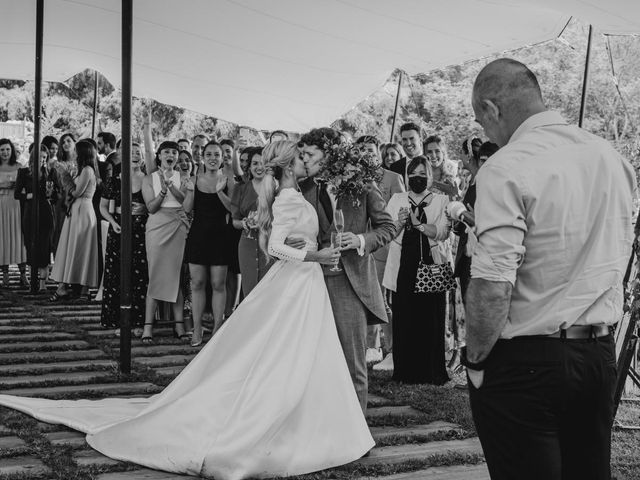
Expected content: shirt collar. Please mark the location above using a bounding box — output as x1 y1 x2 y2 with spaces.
509 111 568 144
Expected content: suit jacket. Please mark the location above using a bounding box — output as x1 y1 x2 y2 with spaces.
389 157 407 185
300 178 398 324
373 169 405 264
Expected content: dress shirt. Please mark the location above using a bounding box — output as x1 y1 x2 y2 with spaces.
471 111 636 338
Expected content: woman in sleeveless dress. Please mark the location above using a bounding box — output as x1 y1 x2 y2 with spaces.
50 139 100 301
99 142 148 334
140 141 194 344
184 141 232 347
52 133 78 255
0 140 374 479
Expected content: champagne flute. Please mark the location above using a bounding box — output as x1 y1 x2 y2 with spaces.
334 208 345 235
330 232 342 272
245 210 257 239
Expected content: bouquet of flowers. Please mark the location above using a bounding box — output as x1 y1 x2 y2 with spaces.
316 141 383 207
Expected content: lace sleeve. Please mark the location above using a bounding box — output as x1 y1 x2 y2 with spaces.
268 193 307 262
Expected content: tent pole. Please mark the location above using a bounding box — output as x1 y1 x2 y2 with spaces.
91 70 99 138
119 0 133 374
389 70 403 143
30 0 44 294
578 25 593 128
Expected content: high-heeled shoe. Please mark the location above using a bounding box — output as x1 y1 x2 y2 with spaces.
190 327 204 347
173 321 191 343
141 322 154 345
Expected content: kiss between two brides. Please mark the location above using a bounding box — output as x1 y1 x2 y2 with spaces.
0 135 398 480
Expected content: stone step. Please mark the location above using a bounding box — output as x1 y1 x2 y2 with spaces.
0 455 50 476
355 438 483 466
0 425 13 436
0 370 115 388
95 468 193 479
0 382 162 398
74 449 123 467
0 324 56 334
366 405 424 419
154 366 185 377
134 355 196 368
0 435 26 450
0 339 91 353
46 306 101 313
368 394 393 408
0 331 77 343
0 348 108 364
0 317 47 325
0 359 116 376
373 463 490 479
45 430 87 448
114 345 204 357
370 421 462 442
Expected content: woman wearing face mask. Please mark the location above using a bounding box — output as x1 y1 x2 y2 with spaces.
141 141 194 344
100 142 149 336
184 141 232 346
383 155 452 385
231 146 272 300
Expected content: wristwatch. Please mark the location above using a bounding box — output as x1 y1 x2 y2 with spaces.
415 224 425 232
460 346 488 371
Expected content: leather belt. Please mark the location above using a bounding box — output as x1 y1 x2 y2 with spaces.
547 325 610 339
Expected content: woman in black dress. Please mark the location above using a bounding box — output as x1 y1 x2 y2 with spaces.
99 142 148 335
383 156 452 385
14 146 58 291
184 141 231 347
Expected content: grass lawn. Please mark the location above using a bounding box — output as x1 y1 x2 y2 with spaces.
369 370 640 480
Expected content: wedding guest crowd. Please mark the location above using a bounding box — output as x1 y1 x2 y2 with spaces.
3 120 497 388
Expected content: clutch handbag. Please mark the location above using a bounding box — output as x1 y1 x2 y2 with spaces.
414 232 456 294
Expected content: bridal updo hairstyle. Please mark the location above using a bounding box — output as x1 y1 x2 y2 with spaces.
257 140 300 260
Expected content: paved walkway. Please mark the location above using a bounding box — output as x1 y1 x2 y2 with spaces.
0 276 487 479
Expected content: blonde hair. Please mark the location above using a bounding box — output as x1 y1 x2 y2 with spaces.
257 140 300 259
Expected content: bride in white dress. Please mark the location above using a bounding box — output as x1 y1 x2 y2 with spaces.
0 140 374 480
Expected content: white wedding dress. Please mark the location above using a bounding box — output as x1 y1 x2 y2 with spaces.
0 188 374 479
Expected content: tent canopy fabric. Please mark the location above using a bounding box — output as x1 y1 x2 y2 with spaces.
1 0 640 131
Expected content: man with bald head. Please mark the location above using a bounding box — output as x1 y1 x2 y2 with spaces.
462 58 635 480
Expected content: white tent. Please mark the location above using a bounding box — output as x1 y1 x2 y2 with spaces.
2 0 639 131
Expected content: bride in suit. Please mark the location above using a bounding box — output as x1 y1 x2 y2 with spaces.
0 141 374 480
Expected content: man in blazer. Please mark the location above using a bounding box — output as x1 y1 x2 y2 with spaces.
389 122 423 187
297 128 399 413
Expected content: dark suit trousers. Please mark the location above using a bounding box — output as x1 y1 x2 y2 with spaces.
469 335 616 480
325 272 368 413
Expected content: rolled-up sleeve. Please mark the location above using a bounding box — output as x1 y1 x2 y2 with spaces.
471 164 527 286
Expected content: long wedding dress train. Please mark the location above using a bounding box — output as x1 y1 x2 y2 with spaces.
0 188 374 479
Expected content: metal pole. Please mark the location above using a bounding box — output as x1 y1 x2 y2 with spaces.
91 70 99 139
578 25 593 128
119 0 133 374
30 0 44 294
389 70 403 143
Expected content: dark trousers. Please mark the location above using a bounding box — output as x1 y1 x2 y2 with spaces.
469 334 616 480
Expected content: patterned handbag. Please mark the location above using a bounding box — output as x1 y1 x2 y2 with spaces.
414 233 456 294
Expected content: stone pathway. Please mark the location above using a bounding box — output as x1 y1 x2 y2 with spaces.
0 272 487 479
